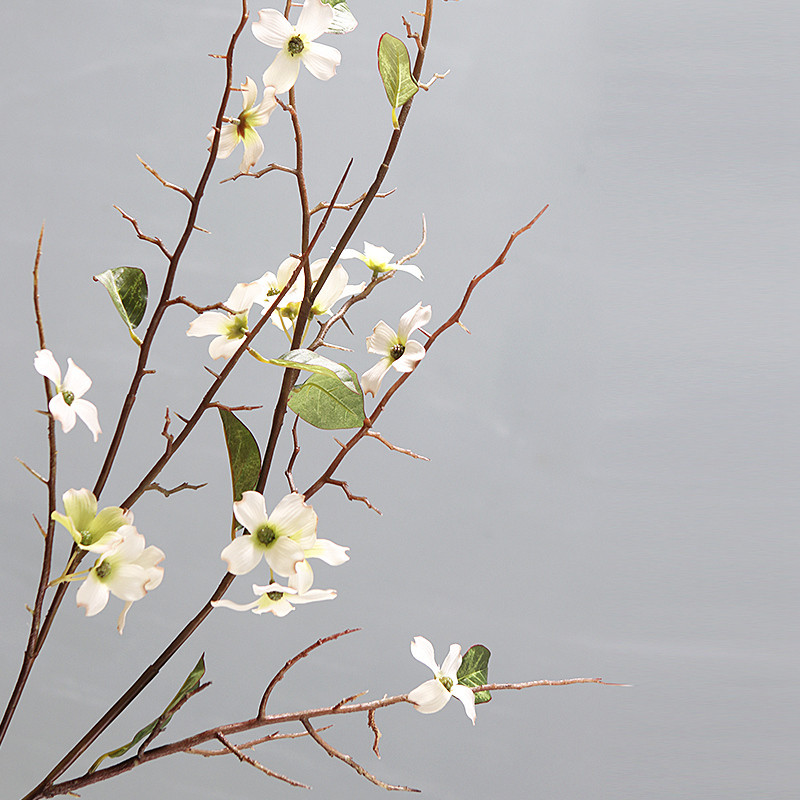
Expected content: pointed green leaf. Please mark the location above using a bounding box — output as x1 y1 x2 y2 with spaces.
218 408 261 503
378 33 419 130
264 349 360 394
320 0 357 34
457 644 492 705
289 363 365 430
93 266 148 345
88 655 206 773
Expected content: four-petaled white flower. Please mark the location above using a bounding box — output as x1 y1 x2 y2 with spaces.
186 280 263 359
252 0 341 93
209 77 277 174
34 349 101 441
76 525 165 634
407 636 476 724
342 241 424 281
212 580 336 617
220 491 317 578
361 302 431 396
52 488 133 554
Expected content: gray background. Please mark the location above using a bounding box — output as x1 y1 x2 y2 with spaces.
1 1 797 798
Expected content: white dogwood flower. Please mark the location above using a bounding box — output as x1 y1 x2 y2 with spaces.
252 0 341 93
208 77 277 173
34 349 101 441
361 302 431 396
212 580 336 617
76 525 164 633
341 241 423 281
221 491 317 578
407 636 476 724
186 280 263 359
51 488 132 554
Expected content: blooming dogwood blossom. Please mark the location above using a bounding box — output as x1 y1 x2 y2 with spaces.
252 0 341 93
208 77 277 173
220 491 317 578
34 349 101 441
361 302 431 396
52 488 132 554
76 525 164 634
407 636 476 724
186 280 263 359
212 580 336 617
341 241 424 281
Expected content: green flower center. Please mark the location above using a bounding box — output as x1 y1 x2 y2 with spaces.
439 675 454 692
266 287 280 297
389 343 405 360
255 524 277 547
95 561 112 580
80 530 93 546
227 315 249 340
287 35 305 56
267 591 283 601
62 390 75 406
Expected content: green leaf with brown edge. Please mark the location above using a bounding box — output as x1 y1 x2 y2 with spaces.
218 408 261 503
378 33 419 129
457 644 492 705
264 349 360 395
289 363 365 429
88 655 206 773
93 266 148 345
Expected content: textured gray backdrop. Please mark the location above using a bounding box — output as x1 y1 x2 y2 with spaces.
1 1 797 798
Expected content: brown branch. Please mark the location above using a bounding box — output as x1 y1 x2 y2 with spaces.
15 458 47 484
300 719 420 793
143 481 208 498
285 416 301 493
166 296 236 314
187 726 332 756
258 629 359 718
221 162 297 183
136 155 194 201
112 205 172 259
401 16 424 55
398 214 427 264
419 70 450 90
309 188 395 216
364 430 429 461
137 682 210 758
215 732 310 789
327 478 382 515
368 709 382 758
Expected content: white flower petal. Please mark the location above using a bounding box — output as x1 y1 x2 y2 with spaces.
366 320 397 356
208 334 244 360
221 535 263 575
408 679 451 714
33 349 61 385
251 8 293 47
303 538 349 565
300 41 341 81
226 281 262 313
239 129 263 172
117 601 133 634
290 588 337 604
72 399 101 442
360 357 392 397
270 493 317 546
440 644 462 679
211 123 240 159
109 525 145 563
296 0 334 40
211 597 261 612
450 684 477 724
259 596 296 616
76 572 110 617
106 564 149 602
233 491 269 534
241 76 258 109
410 636 439 673
263 49 302 93
397 303 431 341
62 488 97 531
264 535 305 577
187 311 230 338
61 358 92 399
392 339 426 373
394 262 424 281
49 393 77 433
289 559 314 594
340 248 367 263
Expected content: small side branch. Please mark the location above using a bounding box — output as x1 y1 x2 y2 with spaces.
222 162 297 183
166 296 236 314
187 726 332 756
112 205 172 259
285 416 301 493
368 708 382 758
364 430 429 461
144 481 207 498
258 629 360 718
299 719 420 793
309 189 395 216
215 732 310 789
419 70 450 90
327 478 382 515
137 155 194 201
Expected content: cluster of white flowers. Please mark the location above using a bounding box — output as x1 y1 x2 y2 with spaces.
51 489 164 634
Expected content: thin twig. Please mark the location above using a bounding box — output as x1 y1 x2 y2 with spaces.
16 458 47 484
285 416 301 493
309 188 395 216
215 732 310 789
258 629 359 718
187 726 332 756
143 481 208 498
136 155 194 201
419 70 450 90
300 719 420 793
364 430 429 461
368 708 382 758
398 214 427 264
166 297 236 313
112 205 172 259
222 162 297 183
327 478 381 515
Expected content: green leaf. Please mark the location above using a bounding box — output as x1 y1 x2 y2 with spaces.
378 33 419 130
320 0 357 34
265 349 360 395
88 655 206 773
93 266 148 345
457 644 492 705
289 363 365 430
218 408 261 503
